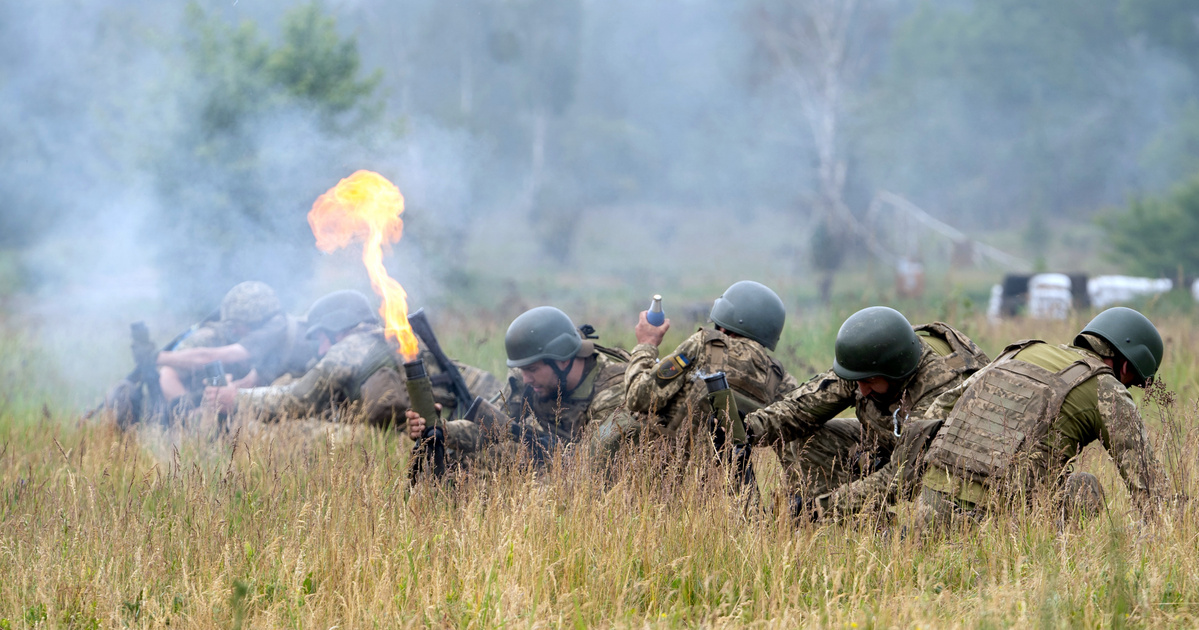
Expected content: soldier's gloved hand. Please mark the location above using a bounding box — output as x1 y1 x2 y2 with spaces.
634 311 670 347
405 404 442 441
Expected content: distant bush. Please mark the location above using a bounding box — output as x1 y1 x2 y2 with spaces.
1099 172 1199 279
152 2 383 311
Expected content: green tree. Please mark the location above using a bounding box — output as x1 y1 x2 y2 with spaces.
1099 172 1199 278
862 0 1150 229
154 2 382 308
1120 0 1199 191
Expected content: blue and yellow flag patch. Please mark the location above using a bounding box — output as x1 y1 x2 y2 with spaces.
655 354 691 381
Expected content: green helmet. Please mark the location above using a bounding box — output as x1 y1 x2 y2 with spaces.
220 281 282 325
304 290 378 339
1074 307 1163 382
709 281 787 351
832 306 922 381
505 306 583 368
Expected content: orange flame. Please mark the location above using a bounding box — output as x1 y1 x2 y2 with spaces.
308 170 420 360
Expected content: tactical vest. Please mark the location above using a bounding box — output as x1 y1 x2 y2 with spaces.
910 322 990 395
923 340 1111 483
696 327 787 416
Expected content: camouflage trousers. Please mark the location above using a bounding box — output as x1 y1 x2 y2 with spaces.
915 471 1106 528
781 418 879 501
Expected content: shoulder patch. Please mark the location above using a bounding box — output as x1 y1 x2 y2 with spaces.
655 354 691 381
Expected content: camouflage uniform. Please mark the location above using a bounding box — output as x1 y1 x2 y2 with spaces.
171 314 318 395
618 327 799 459
441 349 630 457
236 323 500 428
744 322 989 510
916 340 1164 522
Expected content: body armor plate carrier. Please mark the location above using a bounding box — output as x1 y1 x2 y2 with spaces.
924 340 1111 484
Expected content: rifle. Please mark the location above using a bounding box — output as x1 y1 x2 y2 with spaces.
407 308 473 417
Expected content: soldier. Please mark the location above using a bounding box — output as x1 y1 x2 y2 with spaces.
917 307 1168 525
743 306 989 520
614 281 800 472
156 281 316 403
206 290 500 428
406 306 631 465
103 281 318 427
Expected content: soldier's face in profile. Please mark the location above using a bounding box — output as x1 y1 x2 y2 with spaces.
855 376 891 401
519 361 565 398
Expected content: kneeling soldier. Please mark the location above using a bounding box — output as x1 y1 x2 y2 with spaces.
744 306 989 519
918 307 1168 525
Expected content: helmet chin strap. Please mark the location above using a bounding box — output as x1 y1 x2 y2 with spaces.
546 357 578 398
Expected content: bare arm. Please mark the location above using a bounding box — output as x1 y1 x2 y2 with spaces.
157 344 251 370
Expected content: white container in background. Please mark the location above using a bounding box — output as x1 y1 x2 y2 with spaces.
1028 273 1073 320
986 284 1003 322
1087 275 1172 309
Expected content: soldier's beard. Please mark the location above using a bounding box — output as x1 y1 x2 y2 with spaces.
866 385 904 407
532 383 563 401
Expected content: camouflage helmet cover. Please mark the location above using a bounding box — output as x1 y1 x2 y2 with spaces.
304 290 379 339
1075 306 1163 382
505 306 583 368
709 280 787 351
220 281 282 325
832 306 922 381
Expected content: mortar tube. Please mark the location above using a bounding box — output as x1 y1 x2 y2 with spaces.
404 358 445 478
403 358 440 425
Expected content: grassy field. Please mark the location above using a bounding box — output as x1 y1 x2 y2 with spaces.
2 295 1199 627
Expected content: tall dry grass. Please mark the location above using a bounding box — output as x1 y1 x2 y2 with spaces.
2 311 1198 627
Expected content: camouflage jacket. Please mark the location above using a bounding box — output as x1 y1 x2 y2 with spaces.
624 327 799 450
237 324 500 426
921 341 1164 509
747 322 987 455
443 351 629 453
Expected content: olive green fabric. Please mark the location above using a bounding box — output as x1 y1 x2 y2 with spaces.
922 341 1164 513
617 326 799 461
237 324 500 428
746 321 989 502
441 351 631 458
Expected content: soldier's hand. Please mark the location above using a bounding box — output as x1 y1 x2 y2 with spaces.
405 403 442 441
202 385 238 414
635 310 670 347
